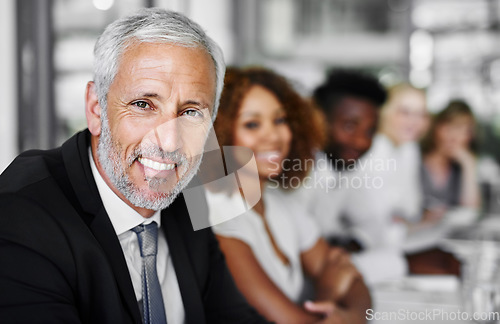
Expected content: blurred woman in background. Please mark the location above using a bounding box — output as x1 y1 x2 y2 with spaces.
205 67 370 324
368 83 429 222
420 100 480 222
403 100 480 276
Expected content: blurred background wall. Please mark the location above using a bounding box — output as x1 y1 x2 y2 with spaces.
1 0 18 173
2 0 500 172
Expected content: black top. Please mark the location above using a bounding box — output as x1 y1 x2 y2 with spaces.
420 161 461 211
0 129 268 324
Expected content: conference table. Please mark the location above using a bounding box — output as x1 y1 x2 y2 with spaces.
370 210 500 324
371 275 469 323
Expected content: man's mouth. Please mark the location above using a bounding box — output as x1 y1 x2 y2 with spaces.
138 157 177 171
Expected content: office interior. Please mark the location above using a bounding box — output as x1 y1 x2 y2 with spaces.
2 0 500 169
2 0 500 322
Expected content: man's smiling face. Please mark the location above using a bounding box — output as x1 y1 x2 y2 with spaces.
88 42 216 215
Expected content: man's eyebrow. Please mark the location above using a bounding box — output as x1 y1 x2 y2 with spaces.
141 93 161 99
184 100 210 109
132 94 211 109
131 92 162 100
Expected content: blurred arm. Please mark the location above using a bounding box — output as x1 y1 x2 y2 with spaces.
456 151 481 208
301 238 371 324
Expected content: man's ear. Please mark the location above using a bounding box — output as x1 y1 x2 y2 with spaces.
85 81 102 136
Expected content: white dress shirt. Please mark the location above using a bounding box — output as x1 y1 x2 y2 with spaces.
89 150 185 323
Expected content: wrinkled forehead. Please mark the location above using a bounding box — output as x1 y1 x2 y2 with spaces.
119 39 216 76
114 42 216 104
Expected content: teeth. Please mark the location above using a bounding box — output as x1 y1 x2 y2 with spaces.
138 157 175 171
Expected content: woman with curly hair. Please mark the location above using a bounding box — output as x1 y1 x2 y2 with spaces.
205 67 370 324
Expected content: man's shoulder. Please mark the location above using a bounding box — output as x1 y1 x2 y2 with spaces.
0 131 90 230
0 144 80 232
0 146 64 195
0 130 87 197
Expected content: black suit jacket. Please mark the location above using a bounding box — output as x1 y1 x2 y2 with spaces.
0 130 267 324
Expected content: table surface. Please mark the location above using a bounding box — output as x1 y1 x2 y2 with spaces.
370 213 500 324
371 276 472 323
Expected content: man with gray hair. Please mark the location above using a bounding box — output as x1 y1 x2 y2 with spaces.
0 8 267 324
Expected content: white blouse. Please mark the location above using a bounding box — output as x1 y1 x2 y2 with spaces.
207 186 320 302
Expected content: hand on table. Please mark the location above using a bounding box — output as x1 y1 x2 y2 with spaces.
304 300 350 324
421 206 447 225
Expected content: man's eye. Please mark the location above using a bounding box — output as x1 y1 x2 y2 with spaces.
132 101 151 110
182 109 203 117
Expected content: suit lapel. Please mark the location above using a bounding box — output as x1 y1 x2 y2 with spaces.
163 197 206 324
88 209 142 323
62 130 142 323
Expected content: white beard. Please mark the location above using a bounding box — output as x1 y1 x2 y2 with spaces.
96 113 202 210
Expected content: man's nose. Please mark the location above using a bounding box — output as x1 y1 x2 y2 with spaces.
144 117 183 153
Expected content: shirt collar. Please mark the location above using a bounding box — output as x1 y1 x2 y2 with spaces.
88 148 162 236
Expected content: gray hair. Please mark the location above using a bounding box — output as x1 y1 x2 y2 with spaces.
93 8 225 119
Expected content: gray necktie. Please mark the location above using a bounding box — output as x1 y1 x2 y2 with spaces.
132 222 167 324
